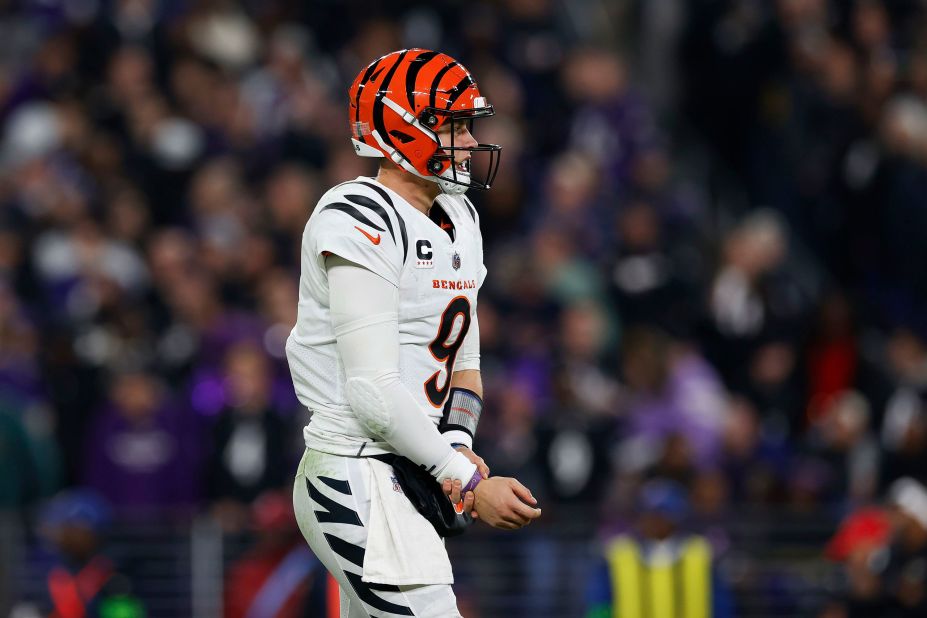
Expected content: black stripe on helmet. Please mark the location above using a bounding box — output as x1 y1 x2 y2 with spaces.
406 50 440 109
355 54 389 123
372 49 411 160
444 74 474 110
429 60 459 110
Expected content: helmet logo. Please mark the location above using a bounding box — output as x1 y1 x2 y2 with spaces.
388 130 415 144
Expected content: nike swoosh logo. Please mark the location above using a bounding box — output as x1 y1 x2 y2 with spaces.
354 226 381 245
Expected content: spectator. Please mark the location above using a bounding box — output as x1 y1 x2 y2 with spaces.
0 0 926 613
882 477 927 615
82 369 199 514
823 506 893 617
880 327 927 488
827 477 927 617
11 489 144 618
618 326 728 474
805 391 880 506
0 402 45 508
562 48 659 196
607 199 702 333
224 490 334 618
805 292 860 426
703 210 803 396
208 342 290 532
718 396 790 505
585 479 733 618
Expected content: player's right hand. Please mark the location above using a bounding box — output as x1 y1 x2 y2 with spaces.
470 477 541 530
442 477 477 517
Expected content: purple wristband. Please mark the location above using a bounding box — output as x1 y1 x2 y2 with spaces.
463 469 483 494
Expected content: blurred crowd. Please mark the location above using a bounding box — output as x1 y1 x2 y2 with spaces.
3 0 927 615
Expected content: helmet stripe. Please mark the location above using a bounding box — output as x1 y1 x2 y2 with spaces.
355 55 388 123
428 61 459 110
444 74 474 110
405 50 440 109
378 49 409 98
372 49 411 157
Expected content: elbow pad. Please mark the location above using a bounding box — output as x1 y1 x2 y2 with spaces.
345 377 392 437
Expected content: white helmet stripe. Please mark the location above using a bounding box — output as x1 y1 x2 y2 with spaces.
381 96 440 144
370 130 430 179
351 138 384 157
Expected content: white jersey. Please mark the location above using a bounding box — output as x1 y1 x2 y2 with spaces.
286 176 486 457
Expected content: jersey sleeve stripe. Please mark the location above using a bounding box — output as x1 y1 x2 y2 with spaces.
355 180 394 207
344 194 396 243
320 203 386 232
462 197 477 222
357 181 409 262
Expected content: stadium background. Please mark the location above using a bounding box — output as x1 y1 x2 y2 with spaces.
3 0 927 616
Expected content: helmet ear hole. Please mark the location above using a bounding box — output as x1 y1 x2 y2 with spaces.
428 159 443 174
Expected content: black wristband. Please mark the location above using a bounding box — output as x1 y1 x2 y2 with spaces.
439 387 483 440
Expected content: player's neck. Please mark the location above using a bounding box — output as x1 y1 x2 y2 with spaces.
375 166 441 215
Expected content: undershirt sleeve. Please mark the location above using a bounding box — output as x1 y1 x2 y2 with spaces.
327 255 477 483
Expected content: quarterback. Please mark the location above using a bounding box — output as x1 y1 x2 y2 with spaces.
286 49 541 617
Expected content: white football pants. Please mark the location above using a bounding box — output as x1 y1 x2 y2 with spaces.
293 448 463 617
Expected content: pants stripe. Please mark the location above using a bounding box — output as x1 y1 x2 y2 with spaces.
307 477 363 526
296 449 461 617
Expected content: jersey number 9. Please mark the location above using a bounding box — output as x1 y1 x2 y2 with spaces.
425 296 471 408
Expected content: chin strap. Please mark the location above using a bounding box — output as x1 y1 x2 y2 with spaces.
436 172 470 195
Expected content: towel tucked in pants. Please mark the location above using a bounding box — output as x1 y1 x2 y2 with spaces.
293 448 463 618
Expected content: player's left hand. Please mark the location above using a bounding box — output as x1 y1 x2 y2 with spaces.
454 446 489 479
447 446 488 519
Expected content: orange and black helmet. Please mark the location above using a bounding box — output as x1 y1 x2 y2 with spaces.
348 48 501 194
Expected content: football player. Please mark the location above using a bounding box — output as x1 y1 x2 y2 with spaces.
286 49 542 617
